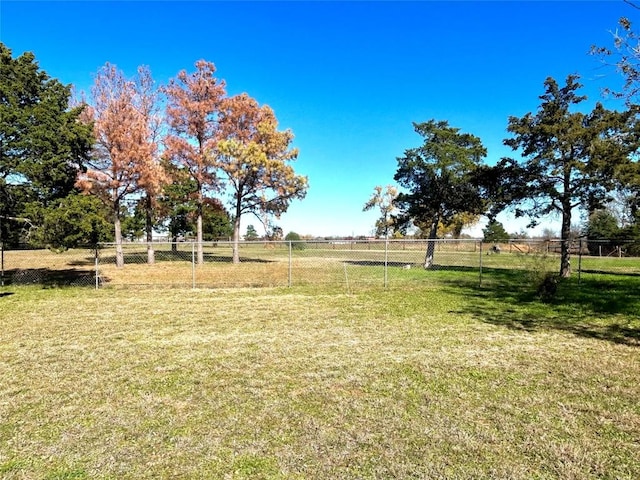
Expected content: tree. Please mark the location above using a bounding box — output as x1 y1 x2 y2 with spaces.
285 230 305 250
501 75 637 277
201 197 233 240
410 213 480 239
76 64 161 267
0 43 93 247
133 66 168 264
591 13 640 244
121 200 146 242
585 209 621 255
540 228 558 241
438 212 481 238
363 185 397 238
26 193 112 249
263 223 283 241
156 158 198 249
591 15 640 106
393 120 488 268
284 231 301 242
244 224 259 241
164 60 226 265
215 93 308 263
483 219 510 243
156 161 233 246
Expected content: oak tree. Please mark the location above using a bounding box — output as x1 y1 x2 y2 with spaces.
156 159 198 248
438 212 480 239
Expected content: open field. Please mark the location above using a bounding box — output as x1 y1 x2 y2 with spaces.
1 272 639 479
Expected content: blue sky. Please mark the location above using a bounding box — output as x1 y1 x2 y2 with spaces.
1 0 635 237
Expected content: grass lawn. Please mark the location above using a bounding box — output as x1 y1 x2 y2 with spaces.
1 274 639 479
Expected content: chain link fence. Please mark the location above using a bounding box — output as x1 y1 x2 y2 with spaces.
1 239 639 290
0 244 99 288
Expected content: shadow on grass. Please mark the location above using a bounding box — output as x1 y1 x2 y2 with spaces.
0 292 15 297
441 267 640 346
345 260 423 268
2 268 96 287
579 269 640 277
99 249 274 265
345 261 487 274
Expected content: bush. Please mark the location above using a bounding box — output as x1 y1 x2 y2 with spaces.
523 252 560 302
285 231 305 250
536 272 560 302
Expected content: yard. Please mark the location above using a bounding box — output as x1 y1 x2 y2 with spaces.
1 269 638 478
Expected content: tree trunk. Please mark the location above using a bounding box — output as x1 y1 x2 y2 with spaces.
145 196 155 265
196 191 204 265
424 217 438 269
560 205 572 278
232 202 241 264
114 215 124 268
559 171 572 278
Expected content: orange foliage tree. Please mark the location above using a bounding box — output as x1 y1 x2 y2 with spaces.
133 67 168 264
216 93 308 263
164 60 226 265
76 64 165 267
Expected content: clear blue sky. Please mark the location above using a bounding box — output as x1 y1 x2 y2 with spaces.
1 0 635 237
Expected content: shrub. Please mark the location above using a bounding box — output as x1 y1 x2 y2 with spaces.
285 231 305 250
536 272 560 302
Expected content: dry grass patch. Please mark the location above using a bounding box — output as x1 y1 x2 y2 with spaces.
1 285 639 478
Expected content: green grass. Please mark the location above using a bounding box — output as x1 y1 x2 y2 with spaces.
1 274 639 479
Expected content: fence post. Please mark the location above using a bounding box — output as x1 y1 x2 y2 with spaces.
384 239 389 288
479 240 483 287
191 241 196 289
288 241 292 287
95 248 99 289
578 239 582 285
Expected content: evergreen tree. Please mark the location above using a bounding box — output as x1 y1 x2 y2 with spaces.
483 219 510 243
244 224 259 241
216 93 307 263
497 75 637 277
394 120 488 268
0 43 94 248
164 60 226 264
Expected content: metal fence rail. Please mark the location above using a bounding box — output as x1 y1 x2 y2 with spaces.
1 239 639 290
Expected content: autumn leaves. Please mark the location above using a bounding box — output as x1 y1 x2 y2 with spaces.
77 60 307 266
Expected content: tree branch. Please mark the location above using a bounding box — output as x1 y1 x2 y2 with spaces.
0 215 34 228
